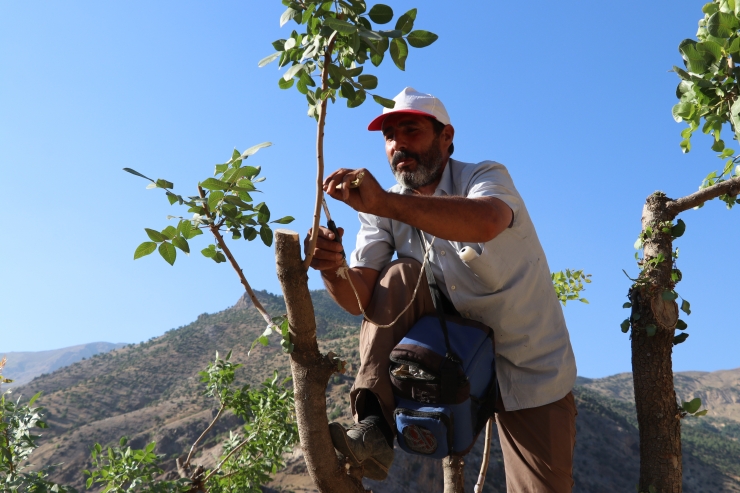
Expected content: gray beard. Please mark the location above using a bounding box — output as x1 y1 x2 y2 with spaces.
390 139 445 190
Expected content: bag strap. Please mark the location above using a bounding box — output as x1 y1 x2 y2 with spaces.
415 228 461 365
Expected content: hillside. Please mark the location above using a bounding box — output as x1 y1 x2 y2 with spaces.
1 342 126 388
10 291 740 492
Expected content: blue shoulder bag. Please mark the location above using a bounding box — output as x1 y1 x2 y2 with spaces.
389 229 498 458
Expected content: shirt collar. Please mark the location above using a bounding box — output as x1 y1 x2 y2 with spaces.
433 159 454 197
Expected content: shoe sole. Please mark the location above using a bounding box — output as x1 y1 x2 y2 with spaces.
329 423 390 481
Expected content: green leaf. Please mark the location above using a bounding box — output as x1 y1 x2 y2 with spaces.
161 225 177 240
623 302 632 308
678 39 712 73
694 409 708 416
673 332 689 345
172 236 190 254
670 219 686 238
208 190 224 211
214 251 226 263
200 178 229 190
358 74 378 89
257 203 271 223
620 319 631 333
707 11 739 37
145 228 167 242
681 299 691 315
123 168 154 182
389 37 408 70
683 397 702 414
676 319 688 330
341 81 356 101
712 139 726 152
259 52 281 67
278 77 295 89
166 192 179 205
28 391 42 406
260 225 273 247
134 242 157 259
323 17 358 34
672 102 695 122
645 324 657 337
271 216 295 224
662 290 678 301
395 8 417 34
154 179 173 189
368 4 393 24
406 30 438 48
243 226 258 241
178 219 192 238
158 242 176 266
373 94 396 108
201 245 217 258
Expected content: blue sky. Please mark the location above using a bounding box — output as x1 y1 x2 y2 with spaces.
1 1 737 378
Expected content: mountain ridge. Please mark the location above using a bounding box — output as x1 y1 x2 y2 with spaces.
8 291 740 492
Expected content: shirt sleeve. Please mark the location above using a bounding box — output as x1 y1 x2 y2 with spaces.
465 162 523 221
349 212 395 271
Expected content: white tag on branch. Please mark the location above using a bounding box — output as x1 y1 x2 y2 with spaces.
262 326 273 337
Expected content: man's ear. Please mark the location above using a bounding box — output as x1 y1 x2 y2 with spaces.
442 124 455 150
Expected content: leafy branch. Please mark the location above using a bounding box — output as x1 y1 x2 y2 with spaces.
259 1 438 269
124 143 296 351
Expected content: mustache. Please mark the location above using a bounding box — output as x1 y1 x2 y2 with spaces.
391 150 420 169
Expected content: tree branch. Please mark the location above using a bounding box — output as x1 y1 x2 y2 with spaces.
202 435 256 484
198 186 274 327
302 34 338 271
665 175 740 216
184 403 226 468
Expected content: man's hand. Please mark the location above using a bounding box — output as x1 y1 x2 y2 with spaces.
304 226 345 271
324 168 387 215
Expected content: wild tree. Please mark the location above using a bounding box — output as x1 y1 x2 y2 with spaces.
621 1 740 491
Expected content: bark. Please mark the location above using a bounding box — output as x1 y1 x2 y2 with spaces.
632 193 682 493
302 35 338 271
275 229 367 493
665 175 740 215
443 455 465 493
631 177 739 492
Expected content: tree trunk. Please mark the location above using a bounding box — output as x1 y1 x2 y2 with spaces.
443 455 465 493
274 229 367 493
631 193 682 493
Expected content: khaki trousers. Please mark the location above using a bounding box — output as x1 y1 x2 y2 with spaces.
350 258 577 493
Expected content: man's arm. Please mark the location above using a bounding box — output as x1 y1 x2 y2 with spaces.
324 168 513 243
305 226 380 315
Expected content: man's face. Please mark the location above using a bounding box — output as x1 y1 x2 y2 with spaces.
382 113 448 191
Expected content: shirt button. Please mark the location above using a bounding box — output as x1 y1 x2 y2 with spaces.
440 250 446 256
450 285 456 290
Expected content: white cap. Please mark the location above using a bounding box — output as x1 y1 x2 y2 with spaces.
367 87 451 131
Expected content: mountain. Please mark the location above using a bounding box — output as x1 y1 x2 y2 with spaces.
9 291 740 492
1 342 127 388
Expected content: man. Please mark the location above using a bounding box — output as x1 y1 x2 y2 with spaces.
305 87 577 492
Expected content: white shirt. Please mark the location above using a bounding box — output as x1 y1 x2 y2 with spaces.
349 159 577 411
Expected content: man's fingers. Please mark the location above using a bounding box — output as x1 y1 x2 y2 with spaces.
311 258 344 271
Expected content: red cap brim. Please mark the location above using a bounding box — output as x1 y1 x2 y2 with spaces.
367 109 437 131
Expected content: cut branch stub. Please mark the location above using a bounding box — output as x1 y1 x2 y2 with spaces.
651 297 679 329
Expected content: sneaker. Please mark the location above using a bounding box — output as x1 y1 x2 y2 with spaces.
329 419 394 480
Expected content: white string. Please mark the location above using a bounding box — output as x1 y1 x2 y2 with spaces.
335 233 436 329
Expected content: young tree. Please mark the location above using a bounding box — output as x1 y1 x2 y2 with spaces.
621 1 740 491
126 2 589 491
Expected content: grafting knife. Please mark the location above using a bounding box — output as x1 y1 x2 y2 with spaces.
322 198 345 259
